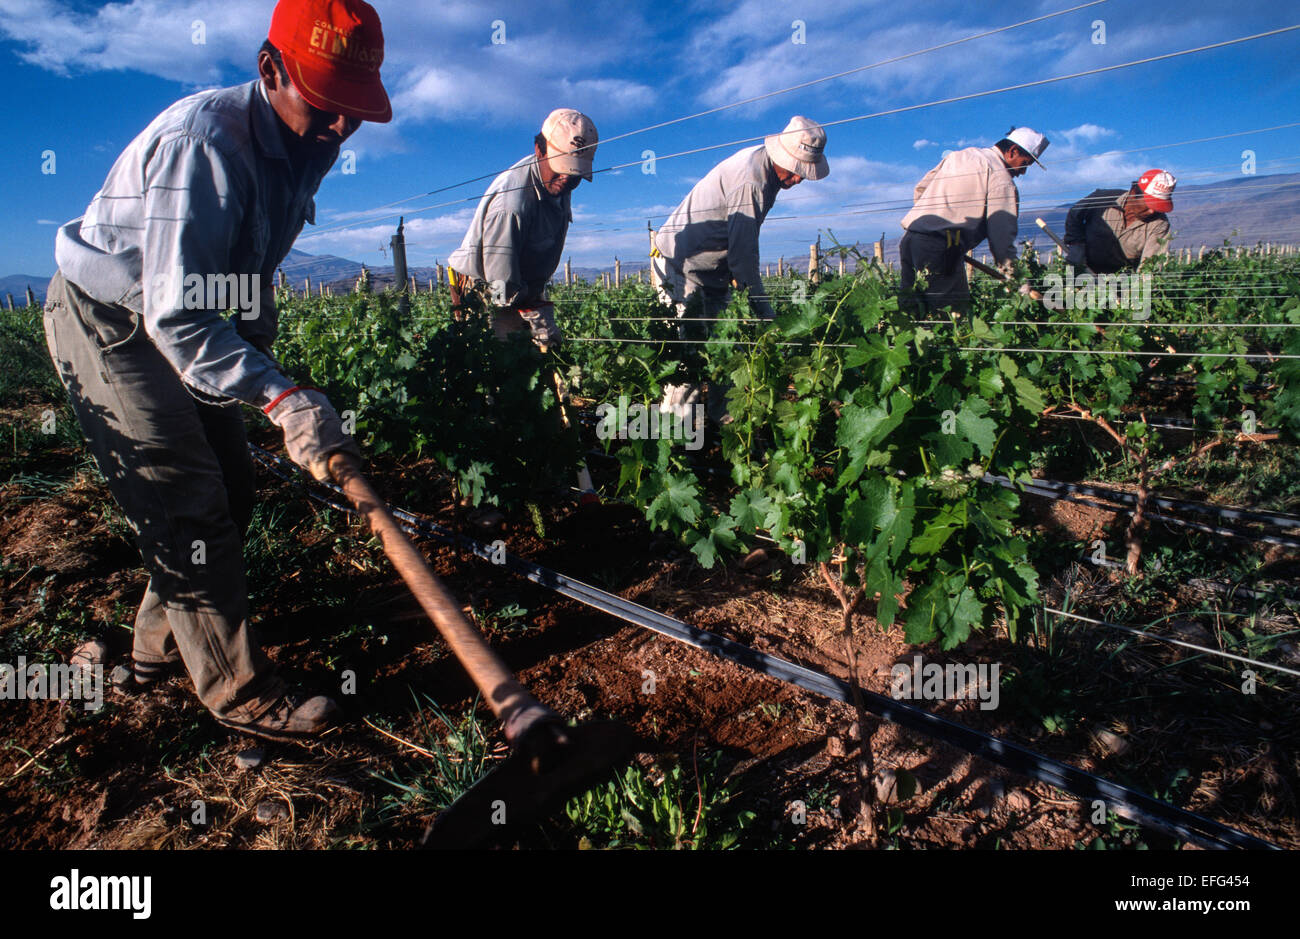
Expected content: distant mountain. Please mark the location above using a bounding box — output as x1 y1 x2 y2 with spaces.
277 248 370 288
0 275 50 305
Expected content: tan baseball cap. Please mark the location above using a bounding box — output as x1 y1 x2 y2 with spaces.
765 115 829 181
541 109 598 182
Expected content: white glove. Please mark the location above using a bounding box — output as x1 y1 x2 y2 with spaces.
1065 243 1088 270
264 388 360 482
996 258 1017 280
659 383 702 422
516 303 563 350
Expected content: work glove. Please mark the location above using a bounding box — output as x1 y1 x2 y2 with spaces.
516 302 563 350
264 388 360 483
659 382 702 422
1065 242 1088 270
996 258 1017 281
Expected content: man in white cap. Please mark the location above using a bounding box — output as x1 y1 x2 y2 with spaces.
447 108 598 349
1064 169 1176 274
653 115 828 419
899 126 1048 312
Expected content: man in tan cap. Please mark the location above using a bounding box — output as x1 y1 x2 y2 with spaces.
899 126 1048 312
653 115 828 420
43 0 391 742
1064 169 1176 274
447 109 598 349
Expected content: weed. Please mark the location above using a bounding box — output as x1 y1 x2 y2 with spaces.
562 751 759 849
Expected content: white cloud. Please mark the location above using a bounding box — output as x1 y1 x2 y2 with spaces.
35 219 58 225
1059 124 1116 146
0 0 266 84
912 139 935 149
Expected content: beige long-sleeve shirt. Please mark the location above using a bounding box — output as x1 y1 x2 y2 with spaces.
653 145 781 316
1064 189 1170 274
900 146 1020 264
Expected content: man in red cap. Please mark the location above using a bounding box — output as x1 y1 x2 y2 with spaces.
1064 169 1176 274
43 0 390 742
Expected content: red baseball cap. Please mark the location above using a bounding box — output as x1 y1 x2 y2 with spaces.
269 0 392 123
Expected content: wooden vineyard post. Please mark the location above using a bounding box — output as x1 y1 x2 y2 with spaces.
778 257 785 277
5 294 13 311
25 287 35 307
565 258 572 286
390 217 410 316
809 243 820 285
614 258 621 287
873 238 884 264
305 277 311 295
839 256 845 277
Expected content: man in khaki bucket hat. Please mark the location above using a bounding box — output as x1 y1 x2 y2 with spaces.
652 115 828 420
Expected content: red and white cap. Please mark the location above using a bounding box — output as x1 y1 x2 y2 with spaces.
1138 169 1176 213
269 0 392 123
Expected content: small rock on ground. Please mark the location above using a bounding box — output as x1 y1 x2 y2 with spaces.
70 640 109 667
235 748 265 771
255 800 288 824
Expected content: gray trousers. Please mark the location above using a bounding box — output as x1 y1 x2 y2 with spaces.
43 271 285 722
650 254 732 344
899 229 972 314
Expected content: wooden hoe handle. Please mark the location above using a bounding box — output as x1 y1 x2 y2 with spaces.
327 452 557 746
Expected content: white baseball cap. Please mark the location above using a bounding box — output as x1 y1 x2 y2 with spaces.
541 108 598 181
999 126 1049 168
765 115 829 181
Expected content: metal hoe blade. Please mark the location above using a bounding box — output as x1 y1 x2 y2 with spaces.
421 718 644 848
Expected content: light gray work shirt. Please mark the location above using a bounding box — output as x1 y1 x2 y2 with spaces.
653 145 781 315
447 155 572 307
55 79 336 408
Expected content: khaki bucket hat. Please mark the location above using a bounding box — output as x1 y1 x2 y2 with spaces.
765 115 829 181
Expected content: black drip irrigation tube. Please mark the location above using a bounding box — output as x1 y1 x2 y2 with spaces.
986 474 1300 551
249 444 1278 851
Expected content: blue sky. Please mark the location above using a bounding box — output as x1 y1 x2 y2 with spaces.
1 0 1298 279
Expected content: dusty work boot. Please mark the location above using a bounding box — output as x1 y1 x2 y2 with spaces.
215 693 341 743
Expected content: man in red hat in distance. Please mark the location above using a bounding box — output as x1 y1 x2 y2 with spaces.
43 0 391 742
1064 169 1177 274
